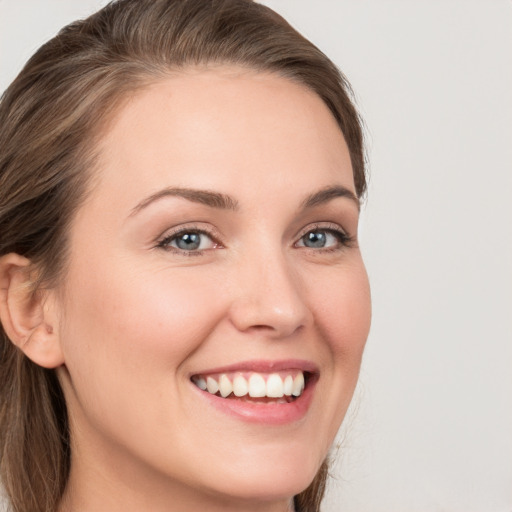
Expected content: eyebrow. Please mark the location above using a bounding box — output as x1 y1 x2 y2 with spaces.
301 186 360 211
130 187 239 216
130 184 359 217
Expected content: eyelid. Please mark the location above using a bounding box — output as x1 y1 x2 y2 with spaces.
155 223 224 253
295 222 348 239
294 222 355 249
153 221 355 254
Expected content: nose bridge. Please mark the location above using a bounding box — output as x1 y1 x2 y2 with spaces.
229 240 311 337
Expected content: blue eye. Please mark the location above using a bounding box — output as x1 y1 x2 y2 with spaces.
297 228 349 250
158 230 217 252
302 231 329 248
174 232 202 250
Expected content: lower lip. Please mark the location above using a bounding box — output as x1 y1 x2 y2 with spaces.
192 376 317 425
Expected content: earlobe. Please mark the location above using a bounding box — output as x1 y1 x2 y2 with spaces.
0 253 64 368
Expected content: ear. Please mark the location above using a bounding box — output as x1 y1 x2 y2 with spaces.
0 253 64 368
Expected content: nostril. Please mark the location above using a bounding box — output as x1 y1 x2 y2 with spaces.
237 322 305 339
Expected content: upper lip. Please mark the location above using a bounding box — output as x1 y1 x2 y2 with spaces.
190 359 319 377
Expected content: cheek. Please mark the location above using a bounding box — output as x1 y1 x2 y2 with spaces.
312 261 371 362
301 260 371 455
57 259 230 454
59 260 226 388
109 270 222 359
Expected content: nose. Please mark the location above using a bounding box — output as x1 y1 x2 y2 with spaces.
228 250 312 338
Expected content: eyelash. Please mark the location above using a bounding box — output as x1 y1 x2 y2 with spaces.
155 223 354 256
296 223 355 251
156 225 219 257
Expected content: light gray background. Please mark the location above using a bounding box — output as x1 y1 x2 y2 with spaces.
1 1 511 511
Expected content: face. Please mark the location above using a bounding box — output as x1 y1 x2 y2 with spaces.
54 67 371 510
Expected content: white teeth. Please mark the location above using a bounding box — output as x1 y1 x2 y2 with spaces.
206 376 219 394
233 374 249 397
194 371 307 399
219 374 232 398
266 373 284 398
195 376 207 391
283 375 293 396
292 373 305 397
248 373 266 397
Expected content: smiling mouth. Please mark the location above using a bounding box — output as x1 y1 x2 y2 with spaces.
191 370 309 403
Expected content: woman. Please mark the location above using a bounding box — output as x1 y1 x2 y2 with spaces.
0 1 371 511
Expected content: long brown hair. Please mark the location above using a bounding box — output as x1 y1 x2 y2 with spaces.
0 1 366 511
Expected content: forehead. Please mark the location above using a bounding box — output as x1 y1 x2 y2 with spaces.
93 66 354 208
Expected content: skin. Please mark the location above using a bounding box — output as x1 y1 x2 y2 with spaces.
38 67 371 511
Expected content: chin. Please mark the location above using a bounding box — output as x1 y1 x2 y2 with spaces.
198 450 322 503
